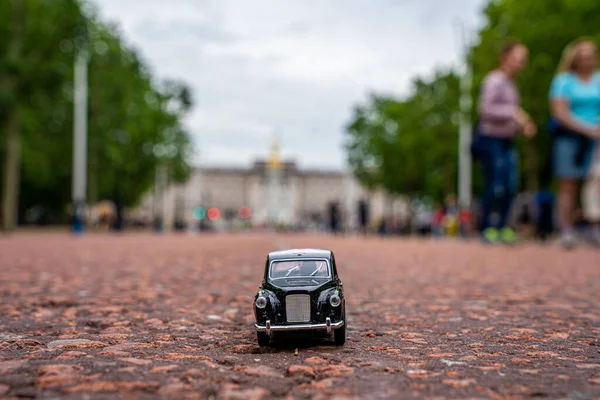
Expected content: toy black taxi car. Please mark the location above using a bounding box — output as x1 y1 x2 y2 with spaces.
253 248 346 346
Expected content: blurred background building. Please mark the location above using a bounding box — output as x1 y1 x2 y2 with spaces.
134 141 403 231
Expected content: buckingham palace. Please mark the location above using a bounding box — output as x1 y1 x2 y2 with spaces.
134 142 408 230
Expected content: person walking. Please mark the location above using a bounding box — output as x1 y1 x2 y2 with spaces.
433 205 445 237
476 40 537 244
414 203 433 237
459 207 473 238
533 168 556 242
549 39 600 249
328 201 340 234
443 194 459 237
358 198 369 235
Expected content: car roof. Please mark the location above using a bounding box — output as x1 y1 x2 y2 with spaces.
268 248 332 261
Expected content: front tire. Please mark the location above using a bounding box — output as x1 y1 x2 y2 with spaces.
257 332 270 347
334 304 346 345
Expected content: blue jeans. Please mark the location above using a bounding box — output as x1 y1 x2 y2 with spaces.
479 136 518 232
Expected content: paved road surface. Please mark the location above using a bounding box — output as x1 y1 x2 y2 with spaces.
0 232 599 399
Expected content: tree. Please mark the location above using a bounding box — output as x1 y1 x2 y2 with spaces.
345 70 460 202
0 0 195 228
0 0 25 231
84 21 193 209
1 0 85 230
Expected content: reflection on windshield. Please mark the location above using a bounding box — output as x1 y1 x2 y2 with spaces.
270 260 329 279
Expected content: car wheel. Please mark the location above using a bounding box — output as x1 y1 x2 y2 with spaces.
257 332 270 347
334 305 346 345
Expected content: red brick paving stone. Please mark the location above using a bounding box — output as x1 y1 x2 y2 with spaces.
35 364 85 388
315 364 354 377
287 365 316 378
63 381 118 393
0 384 10 396
304 356 328 365
220 383 270 400
232 365 283 377
150 364 180 373
0 360 26 374
54 350 88 359
0 232 599 398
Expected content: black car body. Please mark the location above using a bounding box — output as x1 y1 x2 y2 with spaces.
253 248 346 346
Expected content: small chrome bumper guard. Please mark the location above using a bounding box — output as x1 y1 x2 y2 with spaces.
256 317 344 335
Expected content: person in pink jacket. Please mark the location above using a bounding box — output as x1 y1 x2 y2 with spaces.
474 40 537 244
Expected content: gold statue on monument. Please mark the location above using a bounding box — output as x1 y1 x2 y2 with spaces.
266 141 283 170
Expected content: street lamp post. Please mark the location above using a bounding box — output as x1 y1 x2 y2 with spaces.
153 164 166 232
72 45 89 234
455 19 473 210
152 142 177 233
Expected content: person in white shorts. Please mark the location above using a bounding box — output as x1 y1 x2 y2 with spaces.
582 143 600 244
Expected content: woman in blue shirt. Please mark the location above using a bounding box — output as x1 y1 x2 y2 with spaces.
549 39 600 249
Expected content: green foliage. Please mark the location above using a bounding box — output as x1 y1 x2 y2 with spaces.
346 71 460 201
346 0 600 200
0 0 194 223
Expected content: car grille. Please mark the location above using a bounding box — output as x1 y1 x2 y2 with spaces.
285 294 311 323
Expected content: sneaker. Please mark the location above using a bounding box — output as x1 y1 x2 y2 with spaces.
482 227 500 244
500 227 517 244
559 231 577 250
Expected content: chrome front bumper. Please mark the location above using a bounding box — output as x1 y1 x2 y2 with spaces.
255 317 344 335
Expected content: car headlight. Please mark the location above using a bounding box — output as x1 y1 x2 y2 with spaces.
329 294 341 307
255 296 267 309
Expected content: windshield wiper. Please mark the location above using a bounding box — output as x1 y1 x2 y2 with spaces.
285 266 300 277
310 262 324 276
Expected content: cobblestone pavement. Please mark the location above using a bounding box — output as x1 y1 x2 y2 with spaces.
0 232 599 399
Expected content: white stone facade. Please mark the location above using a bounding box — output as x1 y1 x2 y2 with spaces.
136 159 404 231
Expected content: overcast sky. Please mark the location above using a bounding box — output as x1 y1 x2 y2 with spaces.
92 0 487 170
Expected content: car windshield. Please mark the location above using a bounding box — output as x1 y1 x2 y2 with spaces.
269 259 330 280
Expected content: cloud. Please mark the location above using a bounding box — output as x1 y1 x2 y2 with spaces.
93 0 487 169
134 18 236 47
282 22 312 36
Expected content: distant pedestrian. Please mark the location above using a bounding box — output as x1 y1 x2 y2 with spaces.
444 194 459 216
329 201 340 234
515 196 533 238
358 198 369 235
377 217 387 236
549 39 600 249
433 206 445 237
475 40 537 245
443 194 459 237
414 205 433 236
533 174 555 242
459 208 473 238
534 194 555 242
